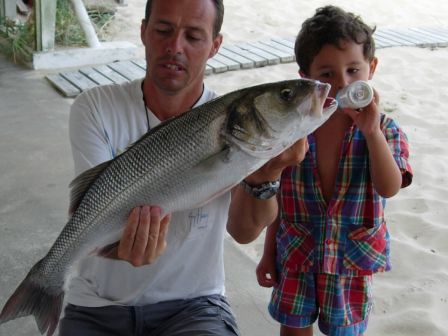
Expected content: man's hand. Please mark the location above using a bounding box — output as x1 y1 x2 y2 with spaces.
245 137 309 184
99 206 171 267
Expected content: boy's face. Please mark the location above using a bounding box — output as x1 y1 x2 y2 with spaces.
300 39 378 98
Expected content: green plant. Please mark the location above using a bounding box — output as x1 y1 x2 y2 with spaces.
0 0 117 64
0 17 34 63
55 0 88 47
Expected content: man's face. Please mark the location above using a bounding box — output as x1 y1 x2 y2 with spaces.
141 0 222 95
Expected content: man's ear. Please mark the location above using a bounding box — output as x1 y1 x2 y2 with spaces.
209 34 223 58
369 57 378 79
140 19 147 46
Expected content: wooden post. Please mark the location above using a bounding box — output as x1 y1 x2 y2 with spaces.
0 0 17 21
35 0 56 52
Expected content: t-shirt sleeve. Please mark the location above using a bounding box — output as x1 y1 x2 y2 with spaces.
381 115 413 188
69 91 114 177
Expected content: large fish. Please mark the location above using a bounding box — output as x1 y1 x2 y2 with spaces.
0 79 337 335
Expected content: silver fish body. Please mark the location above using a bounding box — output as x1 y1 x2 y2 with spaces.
0 79 336 335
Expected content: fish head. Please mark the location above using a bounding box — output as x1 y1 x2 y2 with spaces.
225 79 337 158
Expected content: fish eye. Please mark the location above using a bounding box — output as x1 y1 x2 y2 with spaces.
280 88 294 101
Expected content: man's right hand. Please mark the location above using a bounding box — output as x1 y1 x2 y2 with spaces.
100 206 171 267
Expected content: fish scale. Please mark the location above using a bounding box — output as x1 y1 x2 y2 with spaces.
0 79 337 336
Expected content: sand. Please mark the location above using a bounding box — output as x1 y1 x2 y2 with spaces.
108 1 448 335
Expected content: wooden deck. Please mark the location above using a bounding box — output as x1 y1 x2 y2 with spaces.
46 26 448 97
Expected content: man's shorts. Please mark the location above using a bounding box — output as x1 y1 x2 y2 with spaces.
268 271 372 336
59 294 240 336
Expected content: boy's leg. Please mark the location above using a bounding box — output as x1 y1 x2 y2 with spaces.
316 274 372 336
281 325 313 336
268 270 319 330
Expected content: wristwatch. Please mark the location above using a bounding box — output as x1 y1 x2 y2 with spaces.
240 179 280 200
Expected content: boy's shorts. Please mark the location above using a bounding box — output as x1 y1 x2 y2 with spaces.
268 271 372 336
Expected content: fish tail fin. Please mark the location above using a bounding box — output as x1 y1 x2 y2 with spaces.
0 266 64 336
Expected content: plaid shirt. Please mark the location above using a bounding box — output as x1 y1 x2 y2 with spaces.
277 115 413 276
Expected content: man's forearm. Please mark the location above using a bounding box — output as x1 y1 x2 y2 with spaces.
227 185 278 244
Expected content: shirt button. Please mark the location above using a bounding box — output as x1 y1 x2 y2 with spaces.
325 239 333 245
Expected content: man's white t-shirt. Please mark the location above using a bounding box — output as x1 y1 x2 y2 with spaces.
67 79 230 307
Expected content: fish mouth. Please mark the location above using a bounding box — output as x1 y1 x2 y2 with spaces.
310 81 337 117
323 97 338 113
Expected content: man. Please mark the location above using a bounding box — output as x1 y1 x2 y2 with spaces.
62 0 307 335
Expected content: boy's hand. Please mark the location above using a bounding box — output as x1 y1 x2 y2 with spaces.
343 88 382 137
256 254 277 288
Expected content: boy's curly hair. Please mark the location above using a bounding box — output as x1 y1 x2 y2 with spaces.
295 6 376 75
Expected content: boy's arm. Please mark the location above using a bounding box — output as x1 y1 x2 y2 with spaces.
344 98 403 198
365 129 403 197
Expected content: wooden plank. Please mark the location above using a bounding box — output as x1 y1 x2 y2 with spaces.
205 65 213 76
394 28 444 45
259 40 295 54
238 42 280 65
373 33 398 48
46 74 81 97
381 29 426 45
217 49 254 69
93 64 129 84
131 59 147 70
206 58 228 73
372 32 403 47
35 0 56 51
412 27 448 43
222 45 267 67
79 67 114 86
211 53 240 71
417 26 448 35
247 41 294 63
375 30 414 46
372 37 387 48
107 60 146 81
270 37 295 49
60 71 99 91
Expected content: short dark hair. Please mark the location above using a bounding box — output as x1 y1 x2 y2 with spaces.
144 0 224 38
295 5 376 75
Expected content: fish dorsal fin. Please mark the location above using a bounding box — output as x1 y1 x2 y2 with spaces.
68 160 112 215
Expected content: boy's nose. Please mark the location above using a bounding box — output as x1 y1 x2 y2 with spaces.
336 75 350 90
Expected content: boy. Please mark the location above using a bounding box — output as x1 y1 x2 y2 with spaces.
256 6 413 336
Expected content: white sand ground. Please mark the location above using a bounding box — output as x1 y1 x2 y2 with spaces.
108 1 448 335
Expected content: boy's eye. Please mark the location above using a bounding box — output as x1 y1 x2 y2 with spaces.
319 72 332 78
348 68 359 74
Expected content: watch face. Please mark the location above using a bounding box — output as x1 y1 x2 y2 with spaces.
258 188 277 200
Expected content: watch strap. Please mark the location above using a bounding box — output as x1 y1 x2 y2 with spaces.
240 179 280 200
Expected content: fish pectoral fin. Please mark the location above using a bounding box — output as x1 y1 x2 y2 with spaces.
225 134 287 159
68 160 113 214
92 241 120 259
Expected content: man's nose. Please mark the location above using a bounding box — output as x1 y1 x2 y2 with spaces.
165 34 183 55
